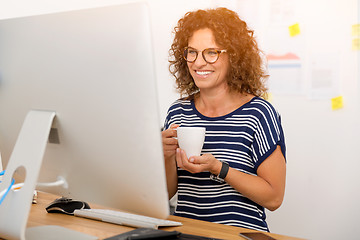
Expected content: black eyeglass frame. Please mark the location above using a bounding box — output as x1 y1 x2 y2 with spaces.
183 47 227 64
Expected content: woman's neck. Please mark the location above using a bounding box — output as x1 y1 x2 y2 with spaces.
194 90 254 118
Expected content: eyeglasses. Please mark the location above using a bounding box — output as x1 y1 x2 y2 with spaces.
183 47 227 64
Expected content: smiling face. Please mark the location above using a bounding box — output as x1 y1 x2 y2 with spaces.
187 28 229 93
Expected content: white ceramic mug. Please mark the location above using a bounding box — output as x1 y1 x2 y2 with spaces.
177 127 206 158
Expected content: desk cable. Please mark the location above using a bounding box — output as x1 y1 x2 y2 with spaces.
0 170 15 205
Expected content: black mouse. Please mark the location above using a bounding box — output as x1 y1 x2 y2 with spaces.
45 196 90 215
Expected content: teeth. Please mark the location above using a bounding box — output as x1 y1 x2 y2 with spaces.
196 71 212 76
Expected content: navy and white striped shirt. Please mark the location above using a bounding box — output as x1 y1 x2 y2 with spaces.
164 97 286 232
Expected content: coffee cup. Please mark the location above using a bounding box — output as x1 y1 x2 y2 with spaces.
177 126 206 158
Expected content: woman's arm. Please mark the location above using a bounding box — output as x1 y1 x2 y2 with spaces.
225 146 286 211
161 124 179 199
176 145 286 211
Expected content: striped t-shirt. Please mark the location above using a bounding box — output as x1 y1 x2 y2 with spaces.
163 96 286 232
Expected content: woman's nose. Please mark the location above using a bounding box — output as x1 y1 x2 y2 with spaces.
193 53 207 66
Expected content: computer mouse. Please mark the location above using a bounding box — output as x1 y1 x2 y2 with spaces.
45 196 90 215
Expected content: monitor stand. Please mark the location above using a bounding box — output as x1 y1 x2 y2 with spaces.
0 110 97 240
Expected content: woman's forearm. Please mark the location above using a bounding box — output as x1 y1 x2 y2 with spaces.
225 168 285 211
165 156 178 199
225 147 286 211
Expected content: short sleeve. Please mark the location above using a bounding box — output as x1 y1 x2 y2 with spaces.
251 101 286 170
163 100 183 131
163 112 171 131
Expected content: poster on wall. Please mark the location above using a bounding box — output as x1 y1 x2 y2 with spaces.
236 0 307 95
262 24 306 95
267 52 303 94
307 51 341 100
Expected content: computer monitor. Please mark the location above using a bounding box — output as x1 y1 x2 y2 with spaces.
0 2 169 239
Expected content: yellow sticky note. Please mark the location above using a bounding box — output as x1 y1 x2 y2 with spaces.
289 23 300 37
331 96 344 110
352 24 360 36
352 38 360 50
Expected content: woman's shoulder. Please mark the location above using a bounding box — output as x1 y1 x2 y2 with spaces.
168 98 192 109
243 96 280 119
166 98 192 115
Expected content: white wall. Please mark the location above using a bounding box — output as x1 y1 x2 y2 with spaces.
1 1 359 239
250 1 360 240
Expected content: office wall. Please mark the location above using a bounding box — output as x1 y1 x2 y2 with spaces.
1 1 359 239
233 1 360 240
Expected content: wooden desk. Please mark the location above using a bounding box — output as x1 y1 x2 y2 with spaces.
26 192 302 240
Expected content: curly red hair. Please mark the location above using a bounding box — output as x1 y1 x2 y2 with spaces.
169 8 268 98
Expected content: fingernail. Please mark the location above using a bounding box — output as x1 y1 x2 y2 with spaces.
189 158 194 163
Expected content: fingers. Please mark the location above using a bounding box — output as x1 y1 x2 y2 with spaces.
176 148 206 174
177 152 220 174
163 137 177 147
161 124 179 142
188 153 210 164
170 124 179 130
176 148 193 170
162 124 179 159
162 128 177 139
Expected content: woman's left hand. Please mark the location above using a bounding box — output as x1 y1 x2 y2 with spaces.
176 148 222 175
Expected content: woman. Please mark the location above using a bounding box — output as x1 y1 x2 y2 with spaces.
162 8 286 232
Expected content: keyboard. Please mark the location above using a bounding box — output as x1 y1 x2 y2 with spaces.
74 208 182 229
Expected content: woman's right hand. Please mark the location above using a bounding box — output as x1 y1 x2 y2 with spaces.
161 124 179 161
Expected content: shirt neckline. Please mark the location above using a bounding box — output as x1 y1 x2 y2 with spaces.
190 96 259 121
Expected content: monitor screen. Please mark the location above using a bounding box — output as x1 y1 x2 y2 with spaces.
0 1 169 221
